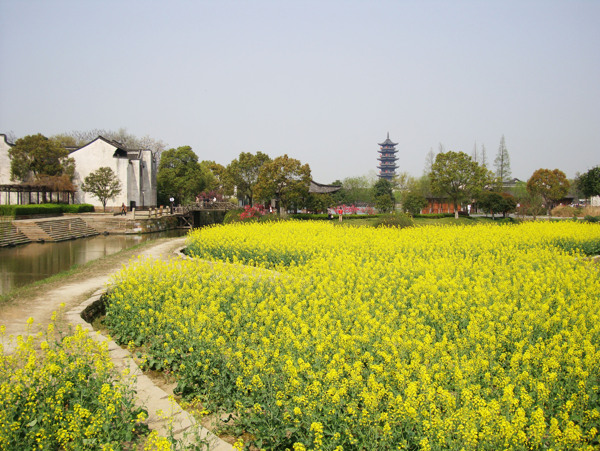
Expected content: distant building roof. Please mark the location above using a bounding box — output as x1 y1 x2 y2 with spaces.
309 180 342 194
503 177 522 187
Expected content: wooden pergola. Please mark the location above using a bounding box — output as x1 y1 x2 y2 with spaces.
0 184 75 205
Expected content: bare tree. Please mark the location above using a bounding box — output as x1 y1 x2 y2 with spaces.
58 128 167 159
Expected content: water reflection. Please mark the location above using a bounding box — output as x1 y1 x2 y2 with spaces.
0 230 187 295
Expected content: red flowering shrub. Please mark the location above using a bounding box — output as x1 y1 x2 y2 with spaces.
239 205 267 220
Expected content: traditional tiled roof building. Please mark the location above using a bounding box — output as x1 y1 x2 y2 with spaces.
0 134 157 209
69 136 157 209
308 180 342 194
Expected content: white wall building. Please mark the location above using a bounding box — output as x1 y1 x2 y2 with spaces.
0 134 19 204
70 136 157 209
0 134 12 185
0 134 157 209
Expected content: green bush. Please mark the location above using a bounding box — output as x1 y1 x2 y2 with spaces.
61 204 94 213
0 205 17 216
223 208 244 224
0 203 95 216
15 204 63 216
374 212 414 229
584 215 600 223
257 213 287 223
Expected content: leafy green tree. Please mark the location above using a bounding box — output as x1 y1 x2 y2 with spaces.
373 178 395 213
478 192 503 219
8 133 74 182
526 168 570 215
157 146 210 205
577 166 600 199
227 151 271 206
430 151 491 218
254 154 311 214
81 167 122 212
494 135 512 184
402 192 428 216
478 191 517 219
333 176 375 205
306 193 334 213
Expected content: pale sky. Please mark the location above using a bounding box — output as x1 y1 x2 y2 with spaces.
1 0 598 183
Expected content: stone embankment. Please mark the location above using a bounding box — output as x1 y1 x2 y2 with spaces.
0 213 180 247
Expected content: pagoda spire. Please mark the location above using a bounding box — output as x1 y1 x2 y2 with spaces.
377 133 398 181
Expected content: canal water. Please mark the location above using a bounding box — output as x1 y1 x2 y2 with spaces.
0 230 188 296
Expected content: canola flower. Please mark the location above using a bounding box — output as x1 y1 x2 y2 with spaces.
105 221 600 450
0 314 154 450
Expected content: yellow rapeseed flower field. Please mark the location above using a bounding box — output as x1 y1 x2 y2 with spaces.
104 221 600 450
0 314 154 449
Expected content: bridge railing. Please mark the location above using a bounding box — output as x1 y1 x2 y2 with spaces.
186 201 238 211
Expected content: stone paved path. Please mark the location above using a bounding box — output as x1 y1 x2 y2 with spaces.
0 237 233 450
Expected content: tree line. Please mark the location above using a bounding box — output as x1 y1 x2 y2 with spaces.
398 136 598 218
5 130 600 216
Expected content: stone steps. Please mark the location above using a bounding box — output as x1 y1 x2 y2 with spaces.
0 221 31 247
35 218 99 242
12 221 54 242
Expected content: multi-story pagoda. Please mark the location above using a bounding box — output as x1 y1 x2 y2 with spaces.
377 133 398 181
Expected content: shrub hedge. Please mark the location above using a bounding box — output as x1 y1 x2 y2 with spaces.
0 204 94 216
413 212 470 219
290 213 380 221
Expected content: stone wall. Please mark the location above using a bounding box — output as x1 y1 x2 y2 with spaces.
83 215 179 235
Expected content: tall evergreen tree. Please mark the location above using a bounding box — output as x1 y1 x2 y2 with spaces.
481 144 488 168
472 141 478 163
494 135 512 183
423 148 436 176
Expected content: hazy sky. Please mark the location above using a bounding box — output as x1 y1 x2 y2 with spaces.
1 0 598 183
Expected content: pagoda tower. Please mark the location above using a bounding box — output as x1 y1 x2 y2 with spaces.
377 133 398 181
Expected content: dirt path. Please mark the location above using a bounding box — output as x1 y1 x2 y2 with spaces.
0 236 233 449
0 237 188 341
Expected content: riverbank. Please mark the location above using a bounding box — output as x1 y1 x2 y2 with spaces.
0 229 187 295
0 212 182 247
0 236 233 450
